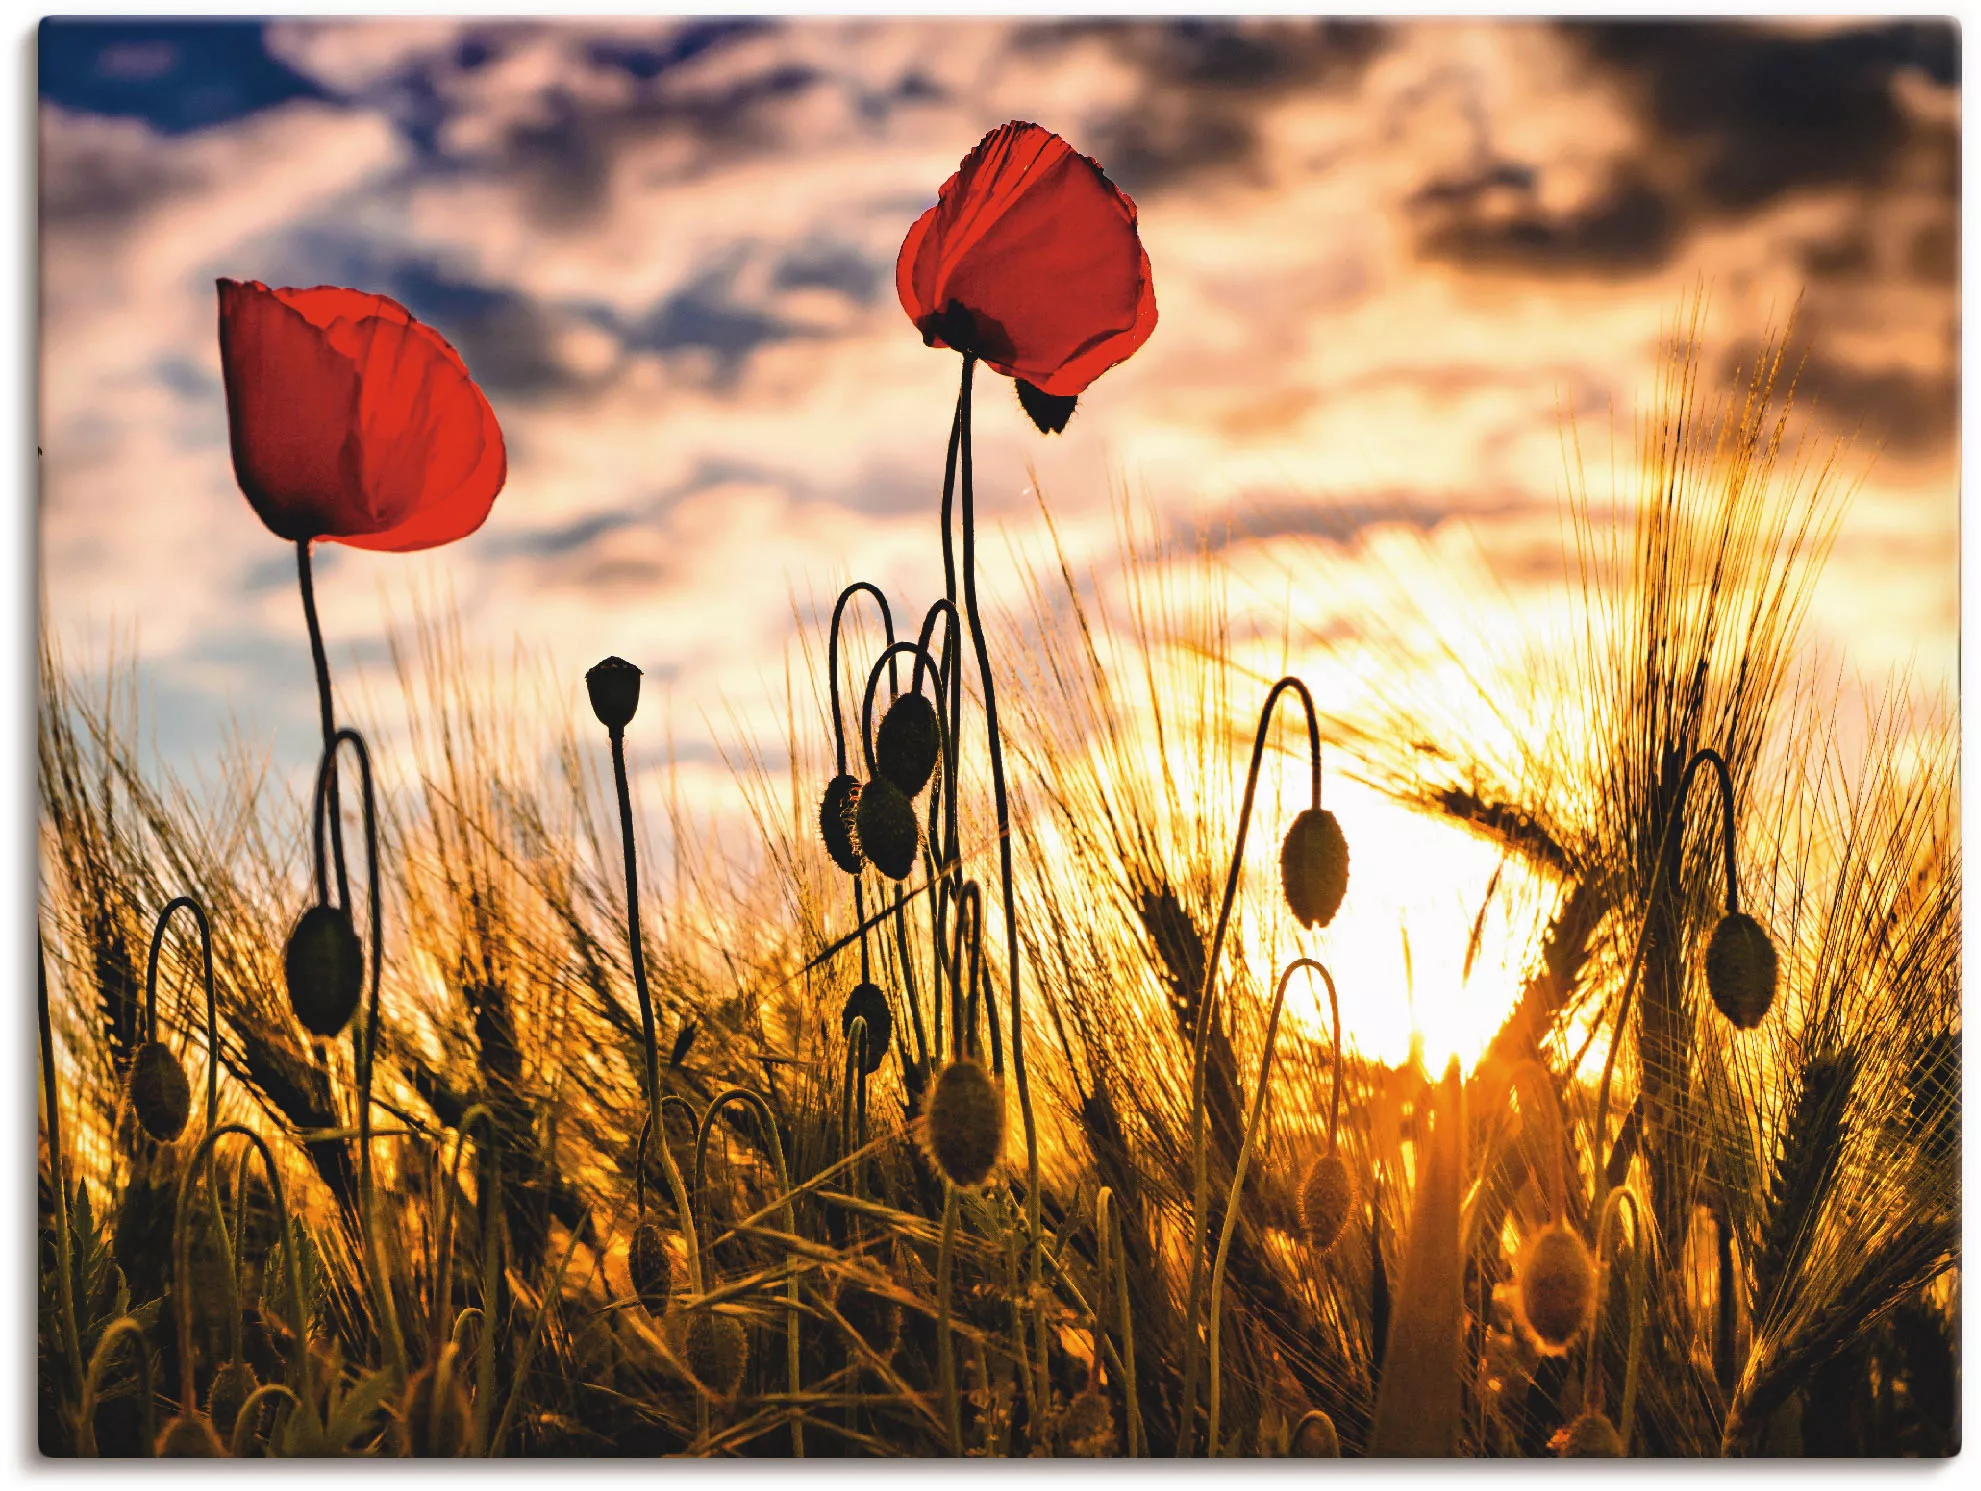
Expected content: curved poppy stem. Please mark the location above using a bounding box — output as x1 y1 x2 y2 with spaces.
228 1381 300 1458
172 1124 311 1423
605 722 704 1299
309 726 404 1380
37 936 86 1416
78 1316 156 1457
295 540 350 911
1207 958 1334 1455
434 1104 497 1360
1588 1184 1654 1443
691 1086 803 1452
829 584 896 991
1178 675 1323 1454
1591 747 1737 1217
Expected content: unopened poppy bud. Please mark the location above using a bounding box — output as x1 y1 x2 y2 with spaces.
1516 1223 1596 1354
1281 808 1349 930
875 692 940 797
284 903 364 1039
1705 911 1777 1030
675 1308 748 1400
1291 1409 1340 1457
128 1040 191 1142
841 982 893 1075
586 656 642 732
1296 1150 1356 1252
854 776 919 881
628 1222 674 1319
819 774 864 875
1558 1410 1624 1457
921 1058 1004 1188
401 1363 472 1457
156 1414 227 1457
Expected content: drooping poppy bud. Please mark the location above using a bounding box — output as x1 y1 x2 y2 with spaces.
897 122 1157 416
156 1414 228 1457
1296 1149 1356 1252
1704 911 1778 1030
216 280 506 551
841 982 894 1075
586 656 642 732
854 776 919 882
1281 808 1350 930
128 1040 191 1142
284 903 364 1039
674 1308 748 1400
875 692 940 797
819 774 864 875
1558 1410 1624 1457
628 1222 674 1319
921 1058 1004 1189
1515 1223 1596 1354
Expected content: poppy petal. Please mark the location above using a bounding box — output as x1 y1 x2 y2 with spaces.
216 279 365 541
338 383 505 553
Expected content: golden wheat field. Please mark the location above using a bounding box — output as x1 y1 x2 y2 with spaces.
35 16 1958 1464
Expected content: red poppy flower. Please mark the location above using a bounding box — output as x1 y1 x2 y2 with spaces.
217 279 506 551
897 121 1156 424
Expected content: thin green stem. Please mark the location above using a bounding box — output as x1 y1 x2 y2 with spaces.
1208 959 1333 1455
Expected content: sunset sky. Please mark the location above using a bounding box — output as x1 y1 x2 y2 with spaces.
38 16 1960 1065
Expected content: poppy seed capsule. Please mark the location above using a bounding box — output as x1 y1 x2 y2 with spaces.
283 903 363 1039
1559 1410 1624 1457
207 1360 259 1439
156 1413 228 1457
128 1040 191 1142
1291 1410 1341 1457
1705 911 1778 1030
1516 1223 1597 1353
628 1222 673 1319
401 1363 472 1457
819 774 864 876
1281 808 1350 930
841 982 893 1075
875 692 941 797
1296 1150 1356 1252
678 1309 748 1399
853 775 919 882
585 655 642 732
922 1058 1004 1188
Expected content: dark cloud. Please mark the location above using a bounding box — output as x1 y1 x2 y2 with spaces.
1049 18 1389 193
1746 345 1959 460
773 241 882 304
619 267 810 383
1411 164 1677 277
39 19 329 135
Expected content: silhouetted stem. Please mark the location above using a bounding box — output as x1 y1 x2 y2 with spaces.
1591 1184 1652 1448
1178 676 1322 1454
606 725 704 1300
1097 1187 1142 1457
1208 958 1336 1454
435 1104 496 1359
936 1183 961 1455
295 540 349 910
1592 747 1738 1215
78 1316 156 1456
828 583 896 987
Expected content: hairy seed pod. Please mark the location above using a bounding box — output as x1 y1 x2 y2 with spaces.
677 1309 748 1399
1705 911 1778 1030
401 1363 473 1457
922 1058 1004 1188
853 776 919 882
156 1413 228 1457
819 774 865 875
128 1040 191 1142
875 691 940 797
628 1222 674 1319
1280 808 1350 930
585 655 642 731
283 903 363 1039
841 982 893 1075
1291 1409 1341 1457
1516 1223 1596 1353
207 1360 259 1439
1558 1410 1624 1457
1296 1150 1356 1252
